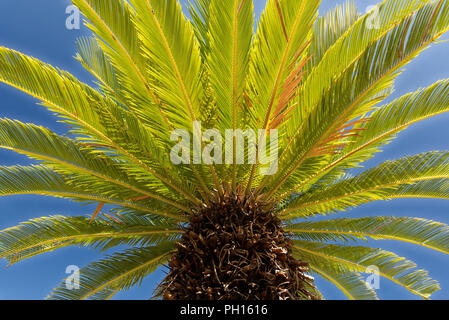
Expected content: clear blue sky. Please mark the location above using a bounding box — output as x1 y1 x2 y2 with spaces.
1 0 449 300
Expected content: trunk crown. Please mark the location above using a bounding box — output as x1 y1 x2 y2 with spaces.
161 192 319 300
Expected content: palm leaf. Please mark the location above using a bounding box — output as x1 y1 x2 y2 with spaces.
282 151 449 218
267 0 449 198
245 0 320 190
130 0 222 195
0 215 181 265
207 0 254 187
0 47 200 205
75 37 127 107
307 0 359 70
287 216 449 255
299 0 435 119
309 265 378 300
294 78 449 194
46 242 175 300
129 0 203 131
72 0 168 131
0 165 183 221
0 118 190 211
293 240 439 299
188 0 211 61
392 179 449 200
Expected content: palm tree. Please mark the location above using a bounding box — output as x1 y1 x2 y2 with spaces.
1 0 449 300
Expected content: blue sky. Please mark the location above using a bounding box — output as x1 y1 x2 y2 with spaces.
1 0 449 300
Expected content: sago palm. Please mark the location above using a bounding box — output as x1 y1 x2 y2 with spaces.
2 0 449 300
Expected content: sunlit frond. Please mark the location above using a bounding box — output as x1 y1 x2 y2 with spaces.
47 243 175 300
72 0 170 132
0 165 184 221
188 0 211 60
267 0 449 198
0 215 181 265
293 240 439 299
282 151 449 219
293 78 449 194
244 0 320 190
207 0 253 187
309 265 378 300
287 216 449 255
307 0 359 70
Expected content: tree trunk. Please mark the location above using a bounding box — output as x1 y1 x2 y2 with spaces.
160 192 319 300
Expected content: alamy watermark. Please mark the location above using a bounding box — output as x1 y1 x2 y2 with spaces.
65 265 80 290
366 5 381 30
64 4 381 31
65 5 81 30
365 265 380 290
170 122 279 176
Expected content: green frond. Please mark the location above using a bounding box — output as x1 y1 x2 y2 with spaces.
0 44 162 147
207 0 253 186
72 0 169 131
300 0 435 119
0 46 109 140
0 108 191 219
282 151 449 219
0 215 181 265
268 0 449 199
293 240 440 299
392 179 449 200
207 0 253 130
0 165 183 221
244 0 320 190
129 0 219 195
0 46 202 204
308 0 359 70
0 118 191 214
0 165 95 201
47 243 175 300
287 216 449 255
310 266 378 300
294 78 449 193
129 0 203 131
73 0 140 65
75 37 126 106
247 0 320 128
188 0 211 61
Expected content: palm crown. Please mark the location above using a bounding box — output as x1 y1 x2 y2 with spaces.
2 0 449 300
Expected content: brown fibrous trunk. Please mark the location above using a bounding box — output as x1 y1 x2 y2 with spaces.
160 191 319 300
